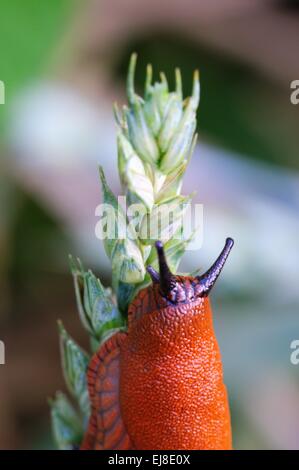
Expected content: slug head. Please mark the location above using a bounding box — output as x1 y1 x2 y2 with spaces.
146 238 234 306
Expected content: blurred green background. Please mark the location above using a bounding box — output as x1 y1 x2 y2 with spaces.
0 0 299 449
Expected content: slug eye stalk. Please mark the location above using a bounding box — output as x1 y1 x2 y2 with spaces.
196 238 234 296
147 238 234 301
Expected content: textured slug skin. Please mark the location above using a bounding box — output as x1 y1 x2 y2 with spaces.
119 287 232 450
81 239 234 450
81 283 232 450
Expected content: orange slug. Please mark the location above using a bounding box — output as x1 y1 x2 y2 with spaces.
81 238 234 450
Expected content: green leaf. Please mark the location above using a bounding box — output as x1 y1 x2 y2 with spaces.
69 257 124 341
83 269 124 338
58 322 90 418
69 256 93 334
115 279 136 315
50 392 83 450
111 238 146 284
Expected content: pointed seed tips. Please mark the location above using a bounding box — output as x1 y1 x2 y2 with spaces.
197 237 234 296
160 71 168 90
192 69 200 109
145 63 153 97
145 64 153 86
175 68 182 101
127 52 137 106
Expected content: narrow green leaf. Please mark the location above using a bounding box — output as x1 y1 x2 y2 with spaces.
111 238 146 284
69 255 93 335
115 279 136 315
84 270 124 338
50 392 83 450
58 322 90 418
99 166 145 284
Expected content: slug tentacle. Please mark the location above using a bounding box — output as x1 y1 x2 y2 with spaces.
196 237 234 296
155 241 176 298
146 265 160 283
148 238 234 305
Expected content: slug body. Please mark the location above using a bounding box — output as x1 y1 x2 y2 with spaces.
81 238 234 450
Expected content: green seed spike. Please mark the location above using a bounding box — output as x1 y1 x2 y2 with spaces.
175 68 183 101
192 69 200 109
127 52 137 106
145 63 153 98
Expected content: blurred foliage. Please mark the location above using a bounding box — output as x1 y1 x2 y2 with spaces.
8 189 70 317
0 0 75 131
114 32 299 170
279 0 299 9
